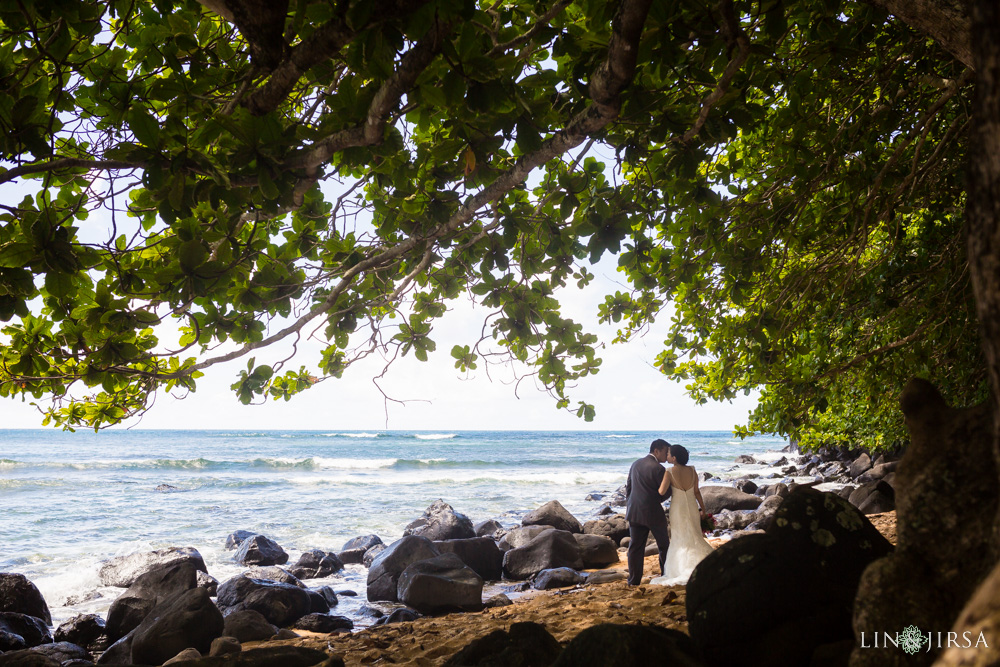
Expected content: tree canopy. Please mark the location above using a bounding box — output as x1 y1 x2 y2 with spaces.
0 0 983 446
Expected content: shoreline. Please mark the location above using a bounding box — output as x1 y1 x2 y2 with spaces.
242 511 898 666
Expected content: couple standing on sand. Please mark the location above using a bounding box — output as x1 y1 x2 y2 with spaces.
625 438 715 586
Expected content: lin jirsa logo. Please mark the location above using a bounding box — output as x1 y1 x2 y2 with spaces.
860 624 989 654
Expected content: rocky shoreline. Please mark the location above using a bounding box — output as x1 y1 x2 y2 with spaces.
0 445 901 666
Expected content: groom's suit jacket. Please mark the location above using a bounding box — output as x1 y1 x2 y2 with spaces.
625 454 670 527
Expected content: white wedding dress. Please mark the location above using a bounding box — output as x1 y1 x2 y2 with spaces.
650 475 715 587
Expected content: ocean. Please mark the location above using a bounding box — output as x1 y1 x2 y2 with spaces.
0 429 788 629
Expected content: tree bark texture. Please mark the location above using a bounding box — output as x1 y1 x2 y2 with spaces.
866 0 972 69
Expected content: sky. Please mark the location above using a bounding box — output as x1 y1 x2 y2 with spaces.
0 152 760 434
0 248 759 431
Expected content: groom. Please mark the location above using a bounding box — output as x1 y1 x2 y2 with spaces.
625 438 671 585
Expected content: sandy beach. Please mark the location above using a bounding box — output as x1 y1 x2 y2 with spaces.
243 512 898 666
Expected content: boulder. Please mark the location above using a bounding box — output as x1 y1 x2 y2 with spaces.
106 561 200 642
397 553 484 614
342 535 383 552
936 559 1000 666
848 452 872 478
442 621 562 667
317 587 339 607
474 519 505 539
857 461 899 484
502 529 583 580
582 514 629 545
23 642 90 664
225 530 256 550
95 634 133 665
552 623 704 667
498 525 555 551
372 608 422 626
687 487 892 666
307 590 330 614
521 500 582 534
0 574 51 624
701 486 762 514
852 379 1000 667
197 570 219 596
0 613 52 650
195 646 337 666
434 537 504 581
857 483 895 515
848 480 895 514
337 548 366 565
244 566 304 587
585 570 627 585
573 534 619 569
608 486 627 507
366 535 441 603
163 648 202 664
216 575 312 627
130 588 224 666
221 609 277 643
532 568 585 590
290 614 354 633
712 509 757 531
98 547 207 588
0 650 61 666
55 614 106 651
210 636 242 657
734 455 757 464
403 500 476 541
363 544 387 567
734 479 758 495
484 594 512 608
233 535 288 567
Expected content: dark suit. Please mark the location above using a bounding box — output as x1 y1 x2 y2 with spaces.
625 453 670 585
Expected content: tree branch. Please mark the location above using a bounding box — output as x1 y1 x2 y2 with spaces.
680 0 752 144
285 17 454 171
190 0 654 374
0 158 141 186
243 0 433 116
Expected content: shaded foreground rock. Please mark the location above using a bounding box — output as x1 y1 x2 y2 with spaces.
443 621 562 667
552 623 704 667
573 534 619 569
156 645 341 666
852 379 1000 667
687 487 892 666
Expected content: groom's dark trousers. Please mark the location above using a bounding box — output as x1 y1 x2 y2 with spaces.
625 453 671 585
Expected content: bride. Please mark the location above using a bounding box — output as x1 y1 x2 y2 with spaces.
650 444 715 586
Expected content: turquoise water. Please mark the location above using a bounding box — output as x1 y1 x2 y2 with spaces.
0 429 786 627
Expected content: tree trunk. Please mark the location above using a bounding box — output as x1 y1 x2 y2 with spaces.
967 0 1000 482
865 0 972 69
